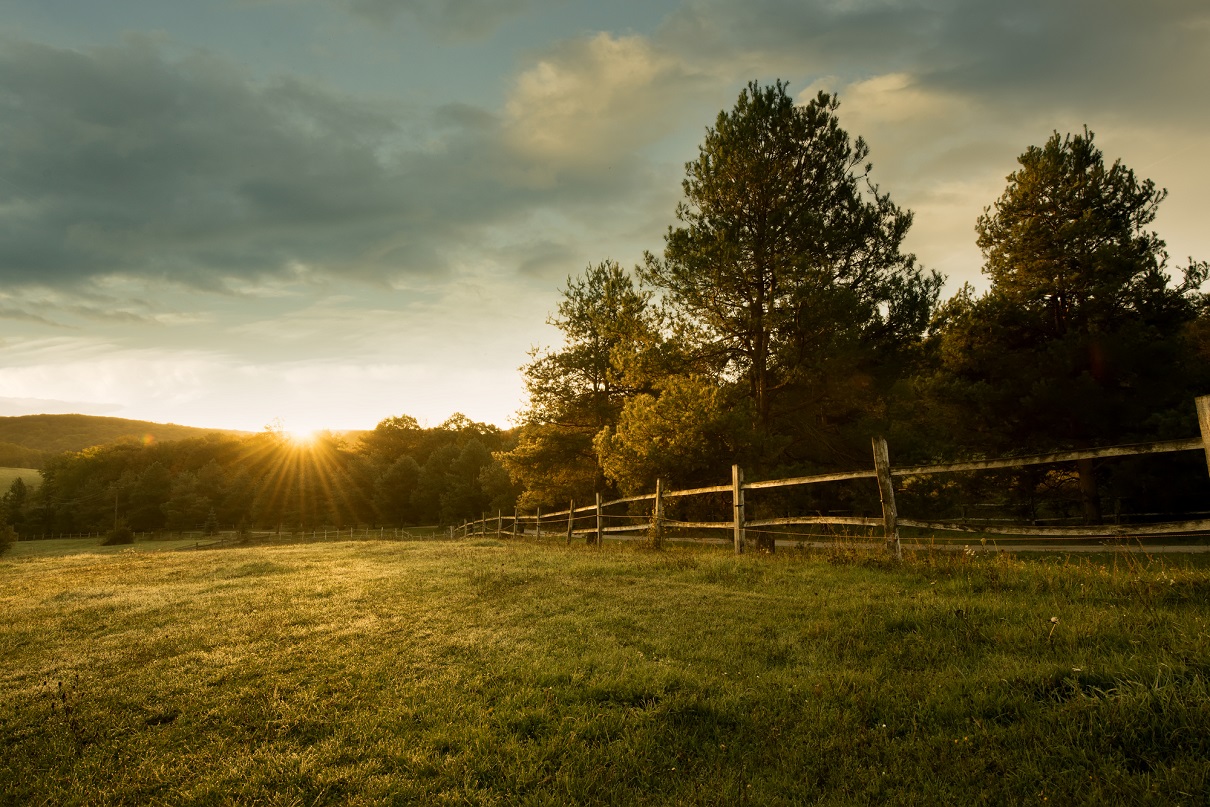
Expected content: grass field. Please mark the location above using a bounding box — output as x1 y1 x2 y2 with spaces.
2 537 1208 804
0 467 40 491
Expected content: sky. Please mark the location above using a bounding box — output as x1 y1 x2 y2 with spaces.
1 0 1208 434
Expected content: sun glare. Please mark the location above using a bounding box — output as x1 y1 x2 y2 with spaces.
285 429 319 446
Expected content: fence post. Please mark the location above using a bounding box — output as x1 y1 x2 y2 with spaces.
496 509 502 539
536 506 542 539
595 492 603 546
513 507 518 537
652 478 665 549
566 499 575 546
732 464 745 555
871 436 902 559
1197 396 1210 478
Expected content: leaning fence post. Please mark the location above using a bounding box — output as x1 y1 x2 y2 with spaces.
566 499 575 546
1197 396 1210 478
732 464 745 555
595 492 603 546
871 436 902 559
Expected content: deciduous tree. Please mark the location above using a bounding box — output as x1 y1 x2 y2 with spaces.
499 260 661 507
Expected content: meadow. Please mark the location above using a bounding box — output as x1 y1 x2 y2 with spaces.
0 467 40 491
1 536 1208 805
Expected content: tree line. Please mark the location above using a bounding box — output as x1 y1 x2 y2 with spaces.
0 415 519 536
2 80 1206 538
495 81 1209 529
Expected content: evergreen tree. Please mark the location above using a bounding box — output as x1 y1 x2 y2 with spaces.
920 129 1208 522
643 80 941 468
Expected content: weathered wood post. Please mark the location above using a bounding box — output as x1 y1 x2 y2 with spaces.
595 492 603 546
481 511 486 537
1197 396 1210 477
871 436 902 560
652 478 665 549
496 509 502 539
513 507 518 537
536 506 542 539
732 464 745 555
566 499 575 546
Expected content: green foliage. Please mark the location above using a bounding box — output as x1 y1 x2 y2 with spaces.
937 128 1209 451
2 540 1208 803
0 414 239 457
20 414 518 534
1 477 30 534
497 423 599 510
0 443 47 470
643 80 942 467
100 525 134 545
0 524 14 556
359 415 426 467
596 375 752 494
976 128 1205 334
374 455 421 524
203 507 219 536
127 462 171 531
906 129 1209 523
500 261 663 507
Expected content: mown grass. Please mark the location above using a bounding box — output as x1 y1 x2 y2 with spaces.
2 538 1208 805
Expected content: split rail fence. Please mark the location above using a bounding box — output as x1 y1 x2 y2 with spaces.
460 396 1210 558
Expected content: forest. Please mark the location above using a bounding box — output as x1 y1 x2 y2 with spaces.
3 80 1208 537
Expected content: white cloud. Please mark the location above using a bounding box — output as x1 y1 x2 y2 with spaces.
504 32 707 165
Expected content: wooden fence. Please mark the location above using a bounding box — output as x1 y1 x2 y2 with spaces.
460 396 1210 557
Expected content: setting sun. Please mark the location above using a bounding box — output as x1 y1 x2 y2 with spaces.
284 429 320 447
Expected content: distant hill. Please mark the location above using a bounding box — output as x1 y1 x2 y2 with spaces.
0 415 246 468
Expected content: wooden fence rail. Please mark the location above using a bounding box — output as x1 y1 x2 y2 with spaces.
459 396 1210 557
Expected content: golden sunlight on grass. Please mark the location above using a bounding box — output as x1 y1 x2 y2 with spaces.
3 538 1209 803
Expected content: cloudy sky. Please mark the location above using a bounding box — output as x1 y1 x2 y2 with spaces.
1 0 1207 434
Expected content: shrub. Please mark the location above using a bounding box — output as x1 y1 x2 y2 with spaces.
101 526 135 546
0 524 15 556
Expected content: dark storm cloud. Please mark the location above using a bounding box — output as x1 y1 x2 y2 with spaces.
0 35 656 292
918 0 1210 122
337 0 543 40
665 0 1210 126
0 36 410 287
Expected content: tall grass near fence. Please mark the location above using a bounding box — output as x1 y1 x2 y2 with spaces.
2 538 1208 804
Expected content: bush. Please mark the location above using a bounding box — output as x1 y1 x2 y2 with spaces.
0 524 15 556
101 526 135 546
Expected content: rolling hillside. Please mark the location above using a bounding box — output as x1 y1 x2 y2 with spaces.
0 415 246 468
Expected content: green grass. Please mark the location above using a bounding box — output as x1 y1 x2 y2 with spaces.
2 538 1208 804
0 466 40 491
